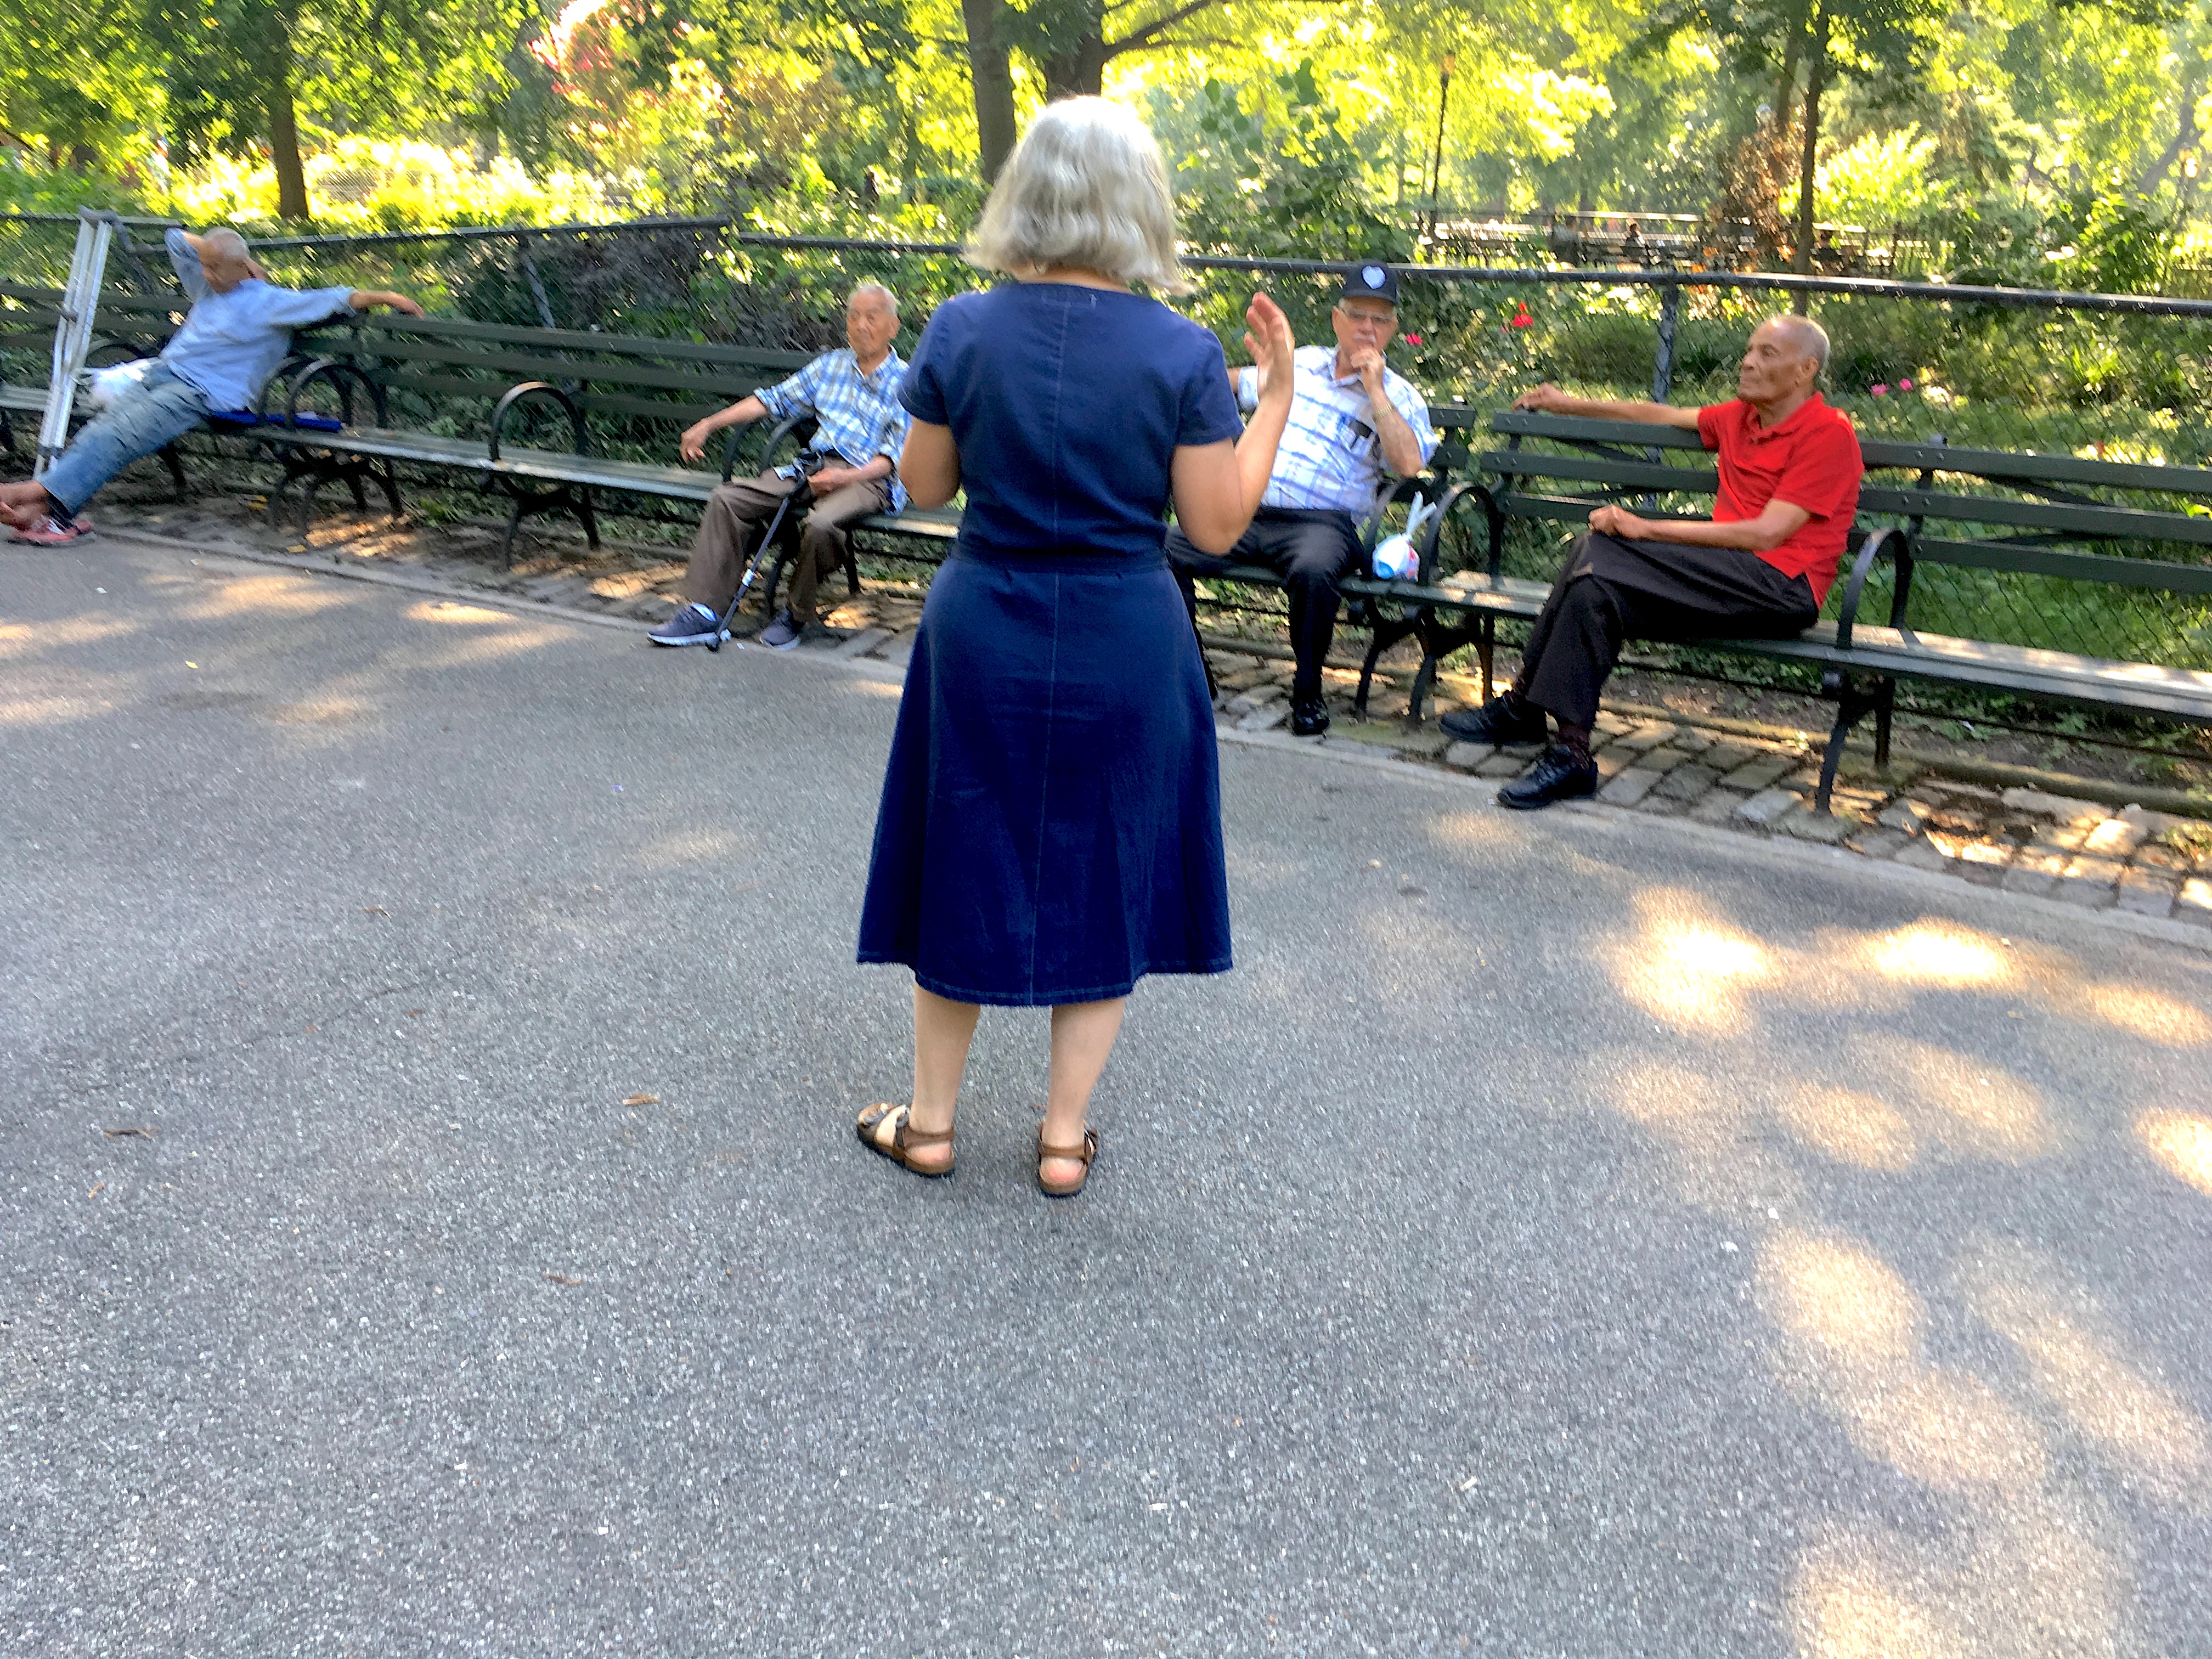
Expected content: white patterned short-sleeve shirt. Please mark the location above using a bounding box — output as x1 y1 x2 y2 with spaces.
1235 345 1437 515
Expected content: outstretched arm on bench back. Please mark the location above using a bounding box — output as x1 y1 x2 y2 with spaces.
346 289 424 318
1513 381 1701 430
680 394 769 463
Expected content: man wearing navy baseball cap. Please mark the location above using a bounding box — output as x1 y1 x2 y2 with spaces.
1166 259 1436 736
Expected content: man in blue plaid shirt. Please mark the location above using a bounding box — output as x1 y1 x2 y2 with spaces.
1166 262 1436 735
652 283 909 650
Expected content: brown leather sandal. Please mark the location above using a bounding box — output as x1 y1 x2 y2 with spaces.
1037 1124 1098 1198
856 1102 954 1178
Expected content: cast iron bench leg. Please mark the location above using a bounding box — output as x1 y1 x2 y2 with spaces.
1356 608 1424 719
1814 669 1897 814
499 494 527 569
160 443 188 499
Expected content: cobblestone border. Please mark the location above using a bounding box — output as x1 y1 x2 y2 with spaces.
1203 645 2212 928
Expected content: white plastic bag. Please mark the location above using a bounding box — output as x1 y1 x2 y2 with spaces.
85 358 154 409
1370 491 1438 581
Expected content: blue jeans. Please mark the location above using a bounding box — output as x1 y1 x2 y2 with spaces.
41 362 209 519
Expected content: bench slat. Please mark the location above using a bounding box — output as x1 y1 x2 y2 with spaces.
1493 410 1709 450
1861 439 2212 496
1909 537 2212 594
341 313 812 372
1480 450 1719 492
1494 409 2212 499
1493 488 2212 594
1869 485 2212 545
311 336 767 398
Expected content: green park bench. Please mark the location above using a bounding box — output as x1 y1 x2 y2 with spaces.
0 282 191 492
263 315 964 613
1375 409 2212 811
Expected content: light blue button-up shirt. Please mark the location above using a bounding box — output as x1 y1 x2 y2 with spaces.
158 229 358 413
755 347 911 510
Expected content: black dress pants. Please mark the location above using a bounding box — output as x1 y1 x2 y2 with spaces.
1517 533 1820 730
1165 507 1363 702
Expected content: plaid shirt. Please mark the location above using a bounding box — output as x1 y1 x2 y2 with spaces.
756 347 911 510
1236 346 1437 515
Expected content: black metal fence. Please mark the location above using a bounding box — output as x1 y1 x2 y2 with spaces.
7 210 2212 680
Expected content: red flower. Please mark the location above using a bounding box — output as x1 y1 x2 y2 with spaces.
1509 302 1533 330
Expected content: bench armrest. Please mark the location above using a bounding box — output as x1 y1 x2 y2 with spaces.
1419 481 1504 583
743 413 819 481
1832 524 1914 651
715 416 759 482
276 356 388 429
490 380 586 462
1358 475 1434 552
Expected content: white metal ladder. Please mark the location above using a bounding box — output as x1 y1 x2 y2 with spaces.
35 209 120 478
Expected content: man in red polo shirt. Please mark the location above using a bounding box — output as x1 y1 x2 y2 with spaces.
1440 314 1863 808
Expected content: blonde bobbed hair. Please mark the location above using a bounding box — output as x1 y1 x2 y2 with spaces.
966 98 1190 295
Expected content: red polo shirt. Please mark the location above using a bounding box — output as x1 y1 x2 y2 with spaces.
1695 394 1863 605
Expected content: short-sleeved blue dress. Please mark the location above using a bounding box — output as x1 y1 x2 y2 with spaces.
856 282 1245 1006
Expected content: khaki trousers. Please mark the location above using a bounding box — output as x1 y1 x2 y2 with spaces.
679 470 893 622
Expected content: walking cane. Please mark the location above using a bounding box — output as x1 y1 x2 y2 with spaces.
708 454 823 653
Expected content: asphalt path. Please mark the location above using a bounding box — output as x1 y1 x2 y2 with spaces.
4 538 2209 1658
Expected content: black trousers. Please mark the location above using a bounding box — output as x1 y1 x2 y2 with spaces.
1165 507 1363 702
1517 533 1819 730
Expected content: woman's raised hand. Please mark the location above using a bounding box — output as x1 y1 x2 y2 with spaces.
1244 293 1296 400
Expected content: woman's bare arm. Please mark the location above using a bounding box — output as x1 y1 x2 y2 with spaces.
1170 294 1296 555
899 419 960 509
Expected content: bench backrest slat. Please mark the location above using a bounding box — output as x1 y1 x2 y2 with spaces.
332 314 814 373
1910 536 2212 594
312 334 769 399
1493 409 1708 450
1480 449 1717 492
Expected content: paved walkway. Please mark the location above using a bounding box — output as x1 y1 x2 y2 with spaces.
4 538 2209 1657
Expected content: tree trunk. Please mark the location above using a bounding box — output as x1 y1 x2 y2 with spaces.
1791 4 1829 290
267 54 311 221
960 0 1018 182
2137 77 2201 195
1772 0 1809 137
1043 35 1107 99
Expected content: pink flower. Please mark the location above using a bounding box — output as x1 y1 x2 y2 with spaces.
1898 377 1914 391
1404 333 1423 345
1870 383 1890 397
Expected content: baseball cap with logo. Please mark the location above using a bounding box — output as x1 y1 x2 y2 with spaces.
1339 262 1401 306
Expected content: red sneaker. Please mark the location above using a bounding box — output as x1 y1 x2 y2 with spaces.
8 515 94 545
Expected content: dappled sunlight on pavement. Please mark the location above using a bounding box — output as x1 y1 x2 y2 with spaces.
1555 870 2209 1658
2137 1110 2212 1196
4 535 2205 1657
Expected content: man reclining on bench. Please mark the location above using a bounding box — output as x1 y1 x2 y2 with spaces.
651 283 909 651
2 228 423 545
1440 313 1864 809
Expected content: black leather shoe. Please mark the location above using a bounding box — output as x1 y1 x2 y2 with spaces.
1439 693 1549 746
1289 696 1330 737
1498 743 1599 810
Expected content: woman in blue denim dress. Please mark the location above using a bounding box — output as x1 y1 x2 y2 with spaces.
854 98 1296 1197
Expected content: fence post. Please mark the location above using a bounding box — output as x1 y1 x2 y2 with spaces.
1651 279 1680 404
1639 279 1682 500
515 231 558 331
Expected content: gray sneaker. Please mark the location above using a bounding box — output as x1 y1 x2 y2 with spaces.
758 609 804 651
649 603 727 647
